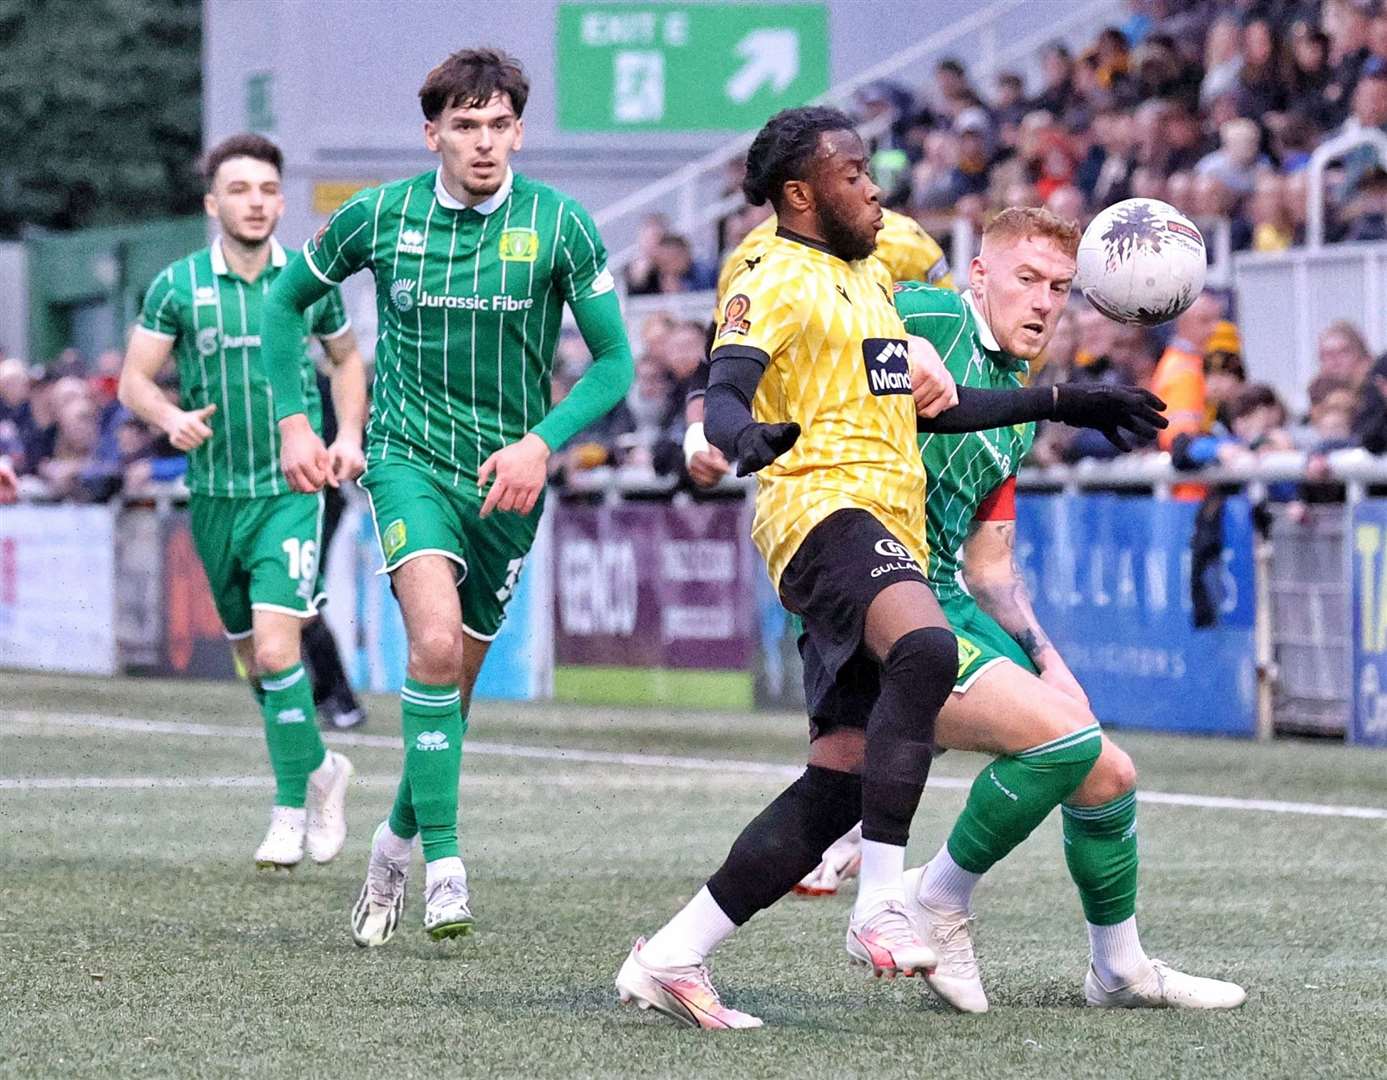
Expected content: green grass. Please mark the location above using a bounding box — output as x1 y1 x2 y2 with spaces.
3 673 1386 1079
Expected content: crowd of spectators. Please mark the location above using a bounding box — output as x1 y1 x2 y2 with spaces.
0 347 186 502
839 0 1387 250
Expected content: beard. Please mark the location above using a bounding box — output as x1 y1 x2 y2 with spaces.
819 201 878 262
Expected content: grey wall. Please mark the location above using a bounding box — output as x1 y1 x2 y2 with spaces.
0 244 29 362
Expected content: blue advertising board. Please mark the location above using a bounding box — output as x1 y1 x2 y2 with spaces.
1349 500 1387 745
1016 493 1257 736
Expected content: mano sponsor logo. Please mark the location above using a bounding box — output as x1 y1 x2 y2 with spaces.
276 708 307 725
415 730 450 751
863 338 911 395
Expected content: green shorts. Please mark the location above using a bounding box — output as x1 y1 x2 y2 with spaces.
941 590 1038 692
359 460 538 640
188 492 326 639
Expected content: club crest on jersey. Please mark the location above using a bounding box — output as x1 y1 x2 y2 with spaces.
863 338 911 395
498 228 539 262
397 228 427 256
390 279 417 313
383 519 407 560
718 293 752 338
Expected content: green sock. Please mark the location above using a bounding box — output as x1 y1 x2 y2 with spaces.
946 724 1103 874
1062 790 1139 925
400 678 465 862
259 663 326 807
387 775 418 840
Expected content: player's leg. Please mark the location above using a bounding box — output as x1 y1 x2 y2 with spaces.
350 465 469 944
302 484 366 730
245 492 352 867
842 575 958 976
1065 737 1246 1009
619 722 863 1029
902 653 1100 1011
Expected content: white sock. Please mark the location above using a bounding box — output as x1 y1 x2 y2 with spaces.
307 751 336 786
270 805 307 830
640 887 738 969
1088 915 1150 986
853 838 907 916
425 855 465 890
917 845 983 912
375 820 414 862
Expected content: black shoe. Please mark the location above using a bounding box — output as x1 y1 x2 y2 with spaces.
319 693 368 731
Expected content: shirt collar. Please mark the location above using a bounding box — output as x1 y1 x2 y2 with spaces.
210 235 286 277
962 289 1002 352
434 166 513 215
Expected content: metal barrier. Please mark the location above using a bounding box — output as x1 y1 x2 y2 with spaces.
1018 450 1387 739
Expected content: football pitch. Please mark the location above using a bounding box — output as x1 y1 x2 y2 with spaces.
4 673 1386 1079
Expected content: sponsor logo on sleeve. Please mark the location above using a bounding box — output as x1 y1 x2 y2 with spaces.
587 266 615 297
499 228 540 262
717 293 752 338
862 338 911 395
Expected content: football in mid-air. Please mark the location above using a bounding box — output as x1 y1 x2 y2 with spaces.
1076 198 1207 326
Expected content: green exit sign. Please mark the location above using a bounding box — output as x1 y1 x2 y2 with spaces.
557 3 829 132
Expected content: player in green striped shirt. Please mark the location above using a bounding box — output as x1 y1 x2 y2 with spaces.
261 49 633 947
119 134 368 872
802 208 1244 1013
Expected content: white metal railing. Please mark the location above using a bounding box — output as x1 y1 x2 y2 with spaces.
595 0 1123 276
1307 126 1387 248
1016 446 1387 502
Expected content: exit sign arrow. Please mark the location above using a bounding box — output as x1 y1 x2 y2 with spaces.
725 28 799 104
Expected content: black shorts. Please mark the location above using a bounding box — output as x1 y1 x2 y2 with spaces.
778 508 929 740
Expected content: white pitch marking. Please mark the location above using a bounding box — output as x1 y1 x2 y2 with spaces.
4 711 1387 821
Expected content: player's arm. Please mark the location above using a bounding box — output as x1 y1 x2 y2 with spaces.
265 197 375 492
119 279 217 452
919 383 1168 448
681 330 731 487
318 314 368 486
481 205 634 518
961 483 1088 706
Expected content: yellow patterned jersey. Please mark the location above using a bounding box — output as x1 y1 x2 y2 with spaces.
714 209 953 319
712 229 930 589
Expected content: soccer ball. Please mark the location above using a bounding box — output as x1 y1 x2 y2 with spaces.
1076 198 1207 326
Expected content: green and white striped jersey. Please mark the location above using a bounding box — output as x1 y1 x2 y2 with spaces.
301 167 614 488
895 283 1035 599
138 238 349 499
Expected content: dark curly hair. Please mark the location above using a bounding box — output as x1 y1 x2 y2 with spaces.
202 134 282 189
742 106 858 212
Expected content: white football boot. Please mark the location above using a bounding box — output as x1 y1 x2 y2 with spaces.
1085 959 1247 1009
305 750 354 864
423 868 475 941
845 900 938 978
616 938 763 1030
902 864 988 1012
794 822 863 896
350 822 411 948
254 805 306 870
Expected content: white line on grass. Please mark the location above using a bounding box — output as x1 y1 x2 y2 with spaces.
5 710 1387 821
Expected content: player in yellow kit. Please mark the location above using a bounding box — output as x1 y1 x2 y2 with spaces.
684 208 953 486
616 107 1165 1030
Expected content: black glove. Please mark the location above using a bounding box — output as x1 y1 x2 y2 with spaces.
732 421 801 476
1052 384 1169 452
